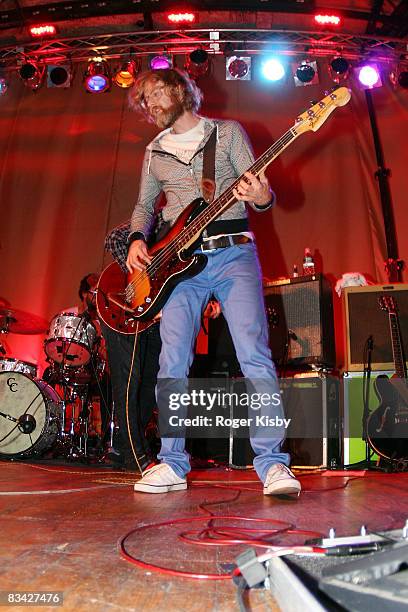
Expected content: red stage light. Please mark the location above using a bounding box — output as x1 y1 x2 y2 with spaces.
167 12 196 24
314 14 341 26
29 24 57 37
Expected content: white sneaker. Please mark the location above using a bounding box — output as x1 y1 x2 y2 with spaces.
263 463 301 496
133 463 187 494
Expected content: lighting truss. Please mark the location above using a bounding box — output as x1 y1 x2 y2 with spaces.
0 28 406 69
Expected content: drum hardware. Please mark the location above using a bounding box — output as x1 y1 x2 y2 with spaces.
0 302 111 463
0 306 48 335
107 399 116 450
41 313 110 462
0 409 36 434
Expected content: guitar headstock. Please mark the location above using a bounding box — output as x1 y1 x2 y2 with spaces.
293 87 351 135
379 294 397 315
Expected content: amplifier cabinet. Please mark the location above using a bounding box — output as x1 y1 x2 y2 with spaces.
263 274 336 368
344 284 408 371
281 375 342 469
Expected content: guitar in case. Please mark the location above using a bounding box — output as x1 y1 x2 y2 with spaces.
367 295 408 463
97 87 351 334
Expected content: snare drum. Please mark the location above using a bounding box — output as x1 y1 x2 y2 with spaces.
44 312 97 366
0 372 61 458
0 358 37 378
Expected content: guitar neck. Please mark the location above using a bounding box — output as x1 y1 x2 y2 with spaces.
176 126 300 249
389 312 407 379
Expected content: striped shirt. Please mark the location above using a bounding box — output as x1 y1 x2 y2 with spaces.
130 117 274 240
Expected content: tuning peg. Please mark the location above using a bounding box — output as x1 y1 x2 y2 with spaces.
310 100 318 106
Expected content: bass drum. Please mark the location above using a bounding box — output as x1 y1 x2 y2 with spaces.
0 358 38 378
0 372 61 458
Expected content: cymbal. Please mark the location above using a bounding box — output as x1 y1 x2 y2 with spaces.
0 307 48 335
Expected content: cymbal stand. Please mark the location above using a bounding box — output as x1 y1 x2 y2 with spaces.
0 324 9 356
78 395 90 458
106 399 116 452
67 389 79 459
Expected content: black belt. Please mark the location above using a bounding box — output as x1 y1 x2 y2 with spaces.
201 234 253 252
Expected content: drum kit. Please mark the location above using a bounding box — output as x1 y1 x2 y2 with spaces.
0 302 112 463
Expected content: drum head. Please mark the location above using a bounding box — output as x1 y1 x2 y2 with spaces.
44 313 96 366
0 372 59 457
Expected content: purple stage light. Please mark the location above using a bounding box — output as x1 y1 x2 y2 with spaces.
150 55 172 70
357 64 381 89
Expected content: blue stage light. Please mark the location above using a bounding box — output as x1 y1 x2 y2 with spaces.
84 57 110 93
261 58 285 82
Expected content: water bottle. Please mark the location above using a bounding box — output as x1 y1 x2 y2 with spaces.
302 248 315 275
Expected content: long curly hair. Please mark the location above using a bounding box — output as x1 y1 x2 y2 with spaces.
128 68 203 120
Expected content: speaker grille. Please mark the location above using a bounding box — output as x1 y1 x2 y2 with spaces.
264 274 335 367
345 285 408 371
208 274 335 369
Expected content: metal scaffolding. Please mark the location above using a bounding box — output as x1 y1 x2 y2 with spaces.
0 27 407 68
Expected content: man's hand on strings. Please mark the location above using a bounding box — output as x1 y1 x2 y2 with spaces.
232 170 272 207
126 240 152 273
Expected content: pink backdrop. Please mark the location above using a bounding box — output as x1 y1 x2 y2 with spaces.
0 56 407 372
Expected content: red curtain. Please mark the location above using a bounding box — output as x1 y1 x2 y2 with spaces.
0 57 406 371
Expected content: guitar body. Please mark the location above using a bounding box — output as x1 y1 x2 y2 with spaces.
98 198 209 331
367 374 408 461
96 262 157 334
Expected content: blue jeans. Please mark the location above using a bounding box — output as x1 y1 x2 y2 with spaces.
157 242 290 483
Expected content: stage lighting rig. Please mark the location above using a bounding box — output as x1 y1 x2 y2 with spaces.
355 63 382 90
84 57 111 93
293 60 319 86
47 65 72 88
314 14 341 27
18 61 45 92
185 49 209 79
0 65 8 95
150 55 173 70
390 64 408 89
29 24 57 38
329 56 350 83
167 12 196 25
0 76 8 95
226 57 251 81
113 59 140 89
398 69 408 88
261 58 286 82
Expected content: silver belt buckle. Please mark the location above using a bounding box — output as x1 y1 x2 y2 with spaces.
201 240 217 252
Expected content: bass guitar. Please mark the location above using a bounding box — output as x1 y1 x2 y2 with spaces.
97 86 351 334
367 295 408 462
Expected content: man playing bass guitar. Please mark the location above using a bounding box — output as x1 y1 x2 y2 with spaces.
126 68 301 497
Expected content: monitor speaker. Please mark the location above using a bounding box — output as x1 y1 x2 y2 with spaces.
344 284 408 371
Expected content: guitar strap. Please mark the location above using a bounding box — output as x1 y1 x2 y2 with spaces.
201 126 217 204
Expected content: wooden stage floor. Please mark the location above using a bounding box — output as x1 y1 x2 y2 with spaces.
1 460 408 611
